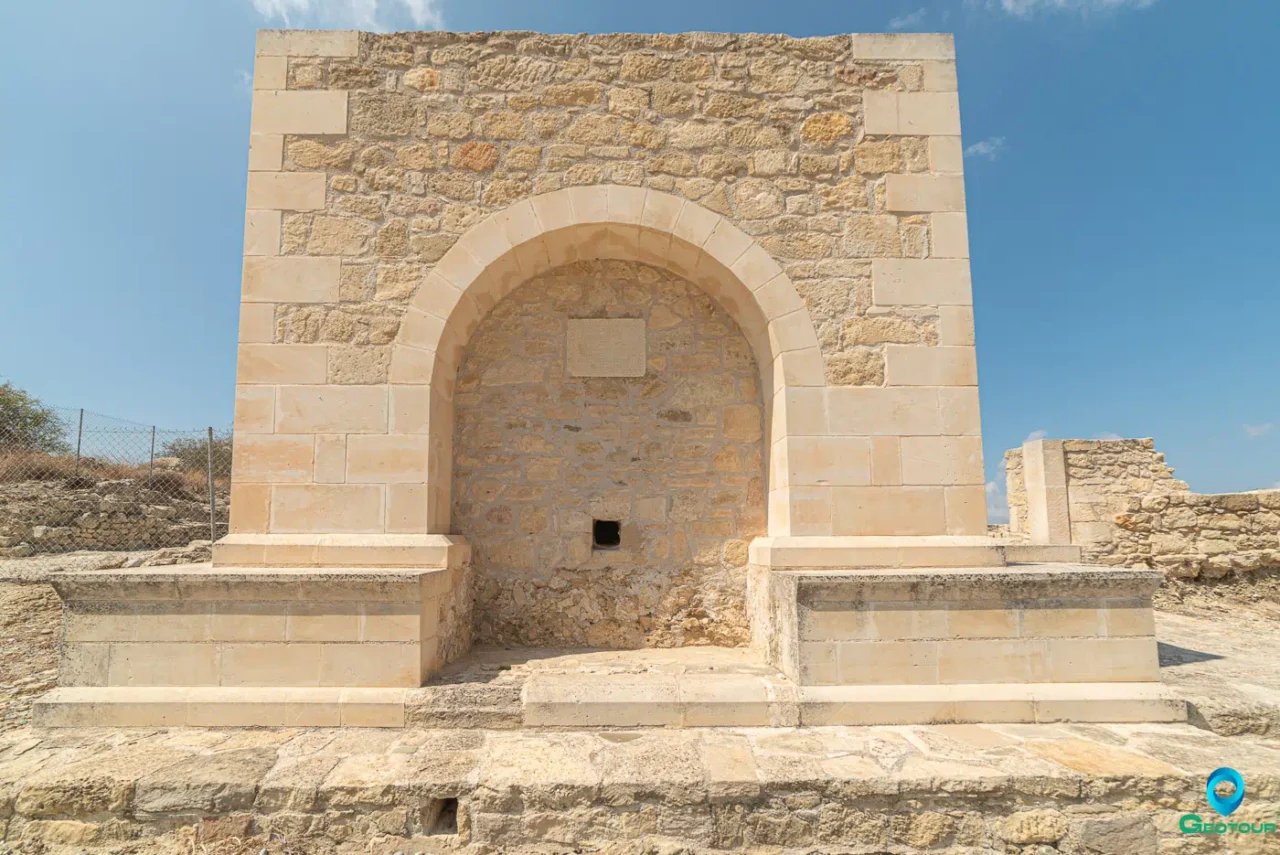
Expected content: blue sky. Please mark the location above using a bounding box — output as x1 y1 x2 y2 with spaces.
2 0 1277 519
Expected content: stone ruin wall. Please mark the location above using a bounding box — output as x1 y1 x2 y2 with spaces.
0 479 224 558
1005 438 1280 580
453 260 764 648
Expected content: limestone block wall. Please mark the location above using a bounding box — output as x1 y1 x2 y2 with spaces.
453 260 764 647
1006 438 1280 579
230 29 988 544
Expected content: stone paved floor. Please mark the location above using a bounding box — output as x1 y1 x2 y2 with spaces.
1 721 1279 853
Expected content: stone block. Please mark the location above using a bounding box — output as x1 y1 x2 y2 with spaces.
245 171 327 211
944 485 988 535
931 212 969 258
107 643 218 687
231 434 315 484
838 640 939 685
1103 607 1156 637
211 604 289 642
251 90 349 135
946 607 1018 639
233 385 275 433
271 484 385 533
247 133 283 171
229 484 271 533
256 30 360 57
361 603 421 642
275 385 388 433
320 643 421 687
1046 638 1159 682
313 434 346 484
1023 439 1071 544
242 256 340 303
566 318 646 377
253 55 287 90
938 387 980 435
850 33 955 60
901 436 984 486
774 387 828 436
863 92 961 136
286 604 361 642
1021 607 1103 638
827 387 942 436
929 136 964 173
938 639 1047 683
243 210 281 256
787 437 872 486
237 303 276 345
937 305 975 346
885 345 978 386
345 434 430 483
220 643 322 686
885 174 966 212
237 345 328 385
922 61 958 91
831 486 947 536
872 258 972 306
870 436 901 486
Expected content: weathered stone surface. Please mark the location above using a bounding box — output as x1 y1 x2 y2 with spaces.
0 719 1276 852
454 261 764 648
1003 438 1279 585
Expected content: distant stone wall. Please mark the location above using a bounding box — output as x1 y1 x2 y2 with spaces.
0 479 223 557
1005 438 1280 580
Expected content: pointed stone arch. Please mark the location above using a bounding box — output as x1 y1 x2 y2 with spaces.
388 185 825 536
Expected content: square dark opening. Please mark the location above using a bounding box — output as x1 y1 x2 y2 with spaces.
593 519 621 549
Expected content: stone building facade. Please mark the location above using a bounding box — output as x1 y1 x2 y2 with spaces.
32 29 1182 729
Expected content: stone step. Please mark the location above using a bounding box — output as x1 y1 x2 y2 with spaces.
798 682 1188 726
406 684 524 729
521 673 1186 728
35 679 1187 730
34 686 407 727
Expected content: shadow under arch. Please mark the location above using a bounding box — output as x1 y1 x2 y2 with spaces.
388 185 826 536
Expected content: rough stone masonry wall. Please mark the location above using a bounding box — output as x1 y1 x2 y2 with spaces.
1006 439 1280 580
0 479 223 557
263 31 967 388
453 260 764 648
231 29 986 543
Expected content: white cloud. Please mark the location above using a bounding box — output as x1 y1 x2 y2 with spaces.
1093 431 1123 440
1023 429 1047 444
236 69 254 95
889 8 928 29
991 0 1159 16
964 136 1007 161
1244 423 1275 439
251 0 443 30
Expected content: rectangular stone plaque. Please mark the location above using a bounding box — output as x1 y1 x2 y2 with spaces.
566 318 646 378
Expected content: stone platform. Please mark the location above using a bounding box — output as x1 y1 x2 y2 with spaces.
1 721 1277 852
38 644 1186 729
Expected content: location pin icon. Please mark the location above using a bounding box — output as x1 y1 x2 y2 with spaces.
1206 767 1245 817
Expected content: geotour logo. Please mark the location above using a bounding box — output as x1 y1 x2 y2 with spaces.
1179 767 1277 836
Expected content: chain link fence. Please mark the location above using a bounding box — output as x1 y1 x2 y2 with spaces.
0 406 232 573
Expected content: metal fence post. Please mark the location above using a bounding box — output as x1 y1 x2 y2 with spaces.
74 408 84 475
148 425 156 484
206 427 217 543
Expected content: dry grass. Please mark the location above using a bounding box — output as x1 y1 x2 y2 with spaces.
0 451 215 495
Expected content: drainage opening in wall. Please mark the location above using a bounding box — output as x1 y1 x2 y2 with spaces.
428 797 459 835
593 520 621 550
